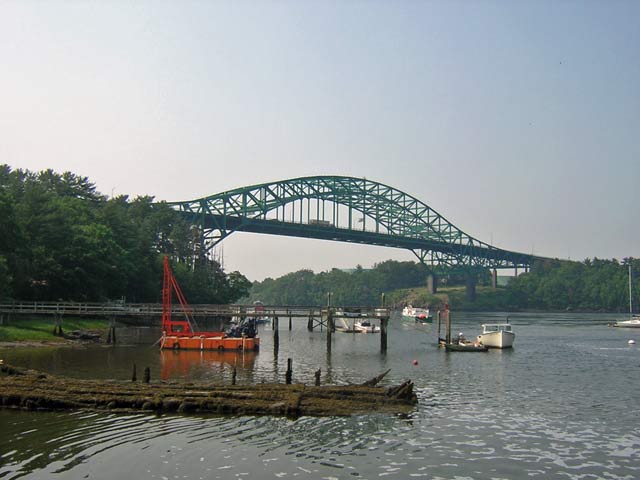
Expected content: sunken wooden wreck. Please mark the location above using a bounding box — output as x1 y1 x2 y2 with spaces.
0 364 417 417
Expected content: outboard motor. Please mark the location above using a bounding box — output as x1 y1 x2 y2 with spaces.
226 317 257 338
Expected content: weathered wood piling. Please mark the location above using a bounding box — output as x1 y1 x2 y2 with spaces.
0 363 417 417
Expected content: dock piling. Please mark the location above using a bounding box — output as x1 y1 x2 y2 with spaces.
445 308 451 345
315 368 321 386
273 316 280 355
380 294 388 354
285 358 293 384
143 367 150 384
380 318 388 354
131 364 137 382
326 309 333 353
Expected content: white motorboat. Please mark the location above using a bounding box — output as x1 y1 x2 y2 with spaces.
354 320 380 333
612 265 640 328
402 305 432 323
612 315 640 328
477 323 515 348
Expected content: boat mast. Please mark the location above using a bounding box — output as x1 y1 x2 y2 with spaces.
630 264 633 319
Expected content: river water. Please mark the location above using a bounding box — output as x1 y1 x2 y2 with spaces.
1 312 639 479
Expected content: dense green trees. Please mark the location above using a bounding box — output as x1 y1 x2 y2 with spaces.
506 258 637 311
247 260 430 306
0 165 250 304
248 257 639 312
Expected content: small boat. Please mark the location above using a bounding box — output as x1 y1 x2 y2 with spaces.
477 323 516 348
612 316 640 328
441 331 488 352
612 266 640 328
445 342 488 352
354 320 380 333
335 317 356 333
402 305 433 323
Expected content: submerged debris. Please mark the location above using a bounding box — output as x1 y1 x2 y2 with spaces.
0 364 417 417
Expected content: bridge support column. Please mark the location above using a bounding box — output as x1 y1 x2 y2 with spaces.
465 274 476 302
307 315 313 331
491 269 498 289
427 274 437 294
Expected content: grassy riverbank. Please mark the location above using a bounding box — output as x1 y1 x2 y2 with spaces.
0 317 109 343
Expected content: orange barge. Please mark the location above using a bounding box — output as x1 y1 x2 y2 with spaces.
159 256 259 351
160 334 259 351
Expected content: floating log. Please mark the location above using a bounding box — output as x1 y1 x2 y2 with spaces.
0 364 417 417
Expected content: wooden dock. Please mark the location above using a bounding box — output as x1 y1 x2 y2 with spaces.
0 301 392 353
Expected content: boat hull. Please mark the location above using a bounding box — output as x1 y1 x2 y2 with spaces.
402 314 433 324
612 320 640 328
445 343 488 352
354 323 380 333
477 331 515 348
160 334 260 351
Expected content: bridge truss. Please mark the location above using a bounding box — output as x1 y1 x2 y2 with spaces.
167 176 538 271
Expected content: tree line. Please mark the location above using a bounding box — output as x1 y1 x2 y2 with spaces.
502 257 638 312
247 257 639 312
245 261 432 306
0 165 251 304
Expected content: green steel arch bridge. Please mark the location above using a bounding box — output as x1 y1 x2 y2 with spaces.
166 176 543 275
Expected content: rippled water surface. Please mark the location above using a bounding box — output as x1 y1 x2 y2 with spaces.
1 312 639 479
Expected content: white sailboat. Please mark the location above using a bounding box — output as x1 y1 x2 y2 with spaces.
612 265 640 328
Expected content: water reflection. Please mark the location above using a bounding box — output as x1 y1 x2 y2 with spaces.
159 349 257 380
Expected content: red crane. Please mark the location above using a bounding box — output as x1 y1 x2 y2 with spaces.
159 255 259 351
161 256 198 335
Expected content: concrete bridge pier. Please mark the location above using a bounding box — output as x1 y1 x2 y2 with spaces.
491 268 498 289
427 274 437 294
465 274 476 302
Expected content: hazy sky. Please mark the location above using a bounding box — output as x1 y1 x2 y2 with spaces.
2 0 638 281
